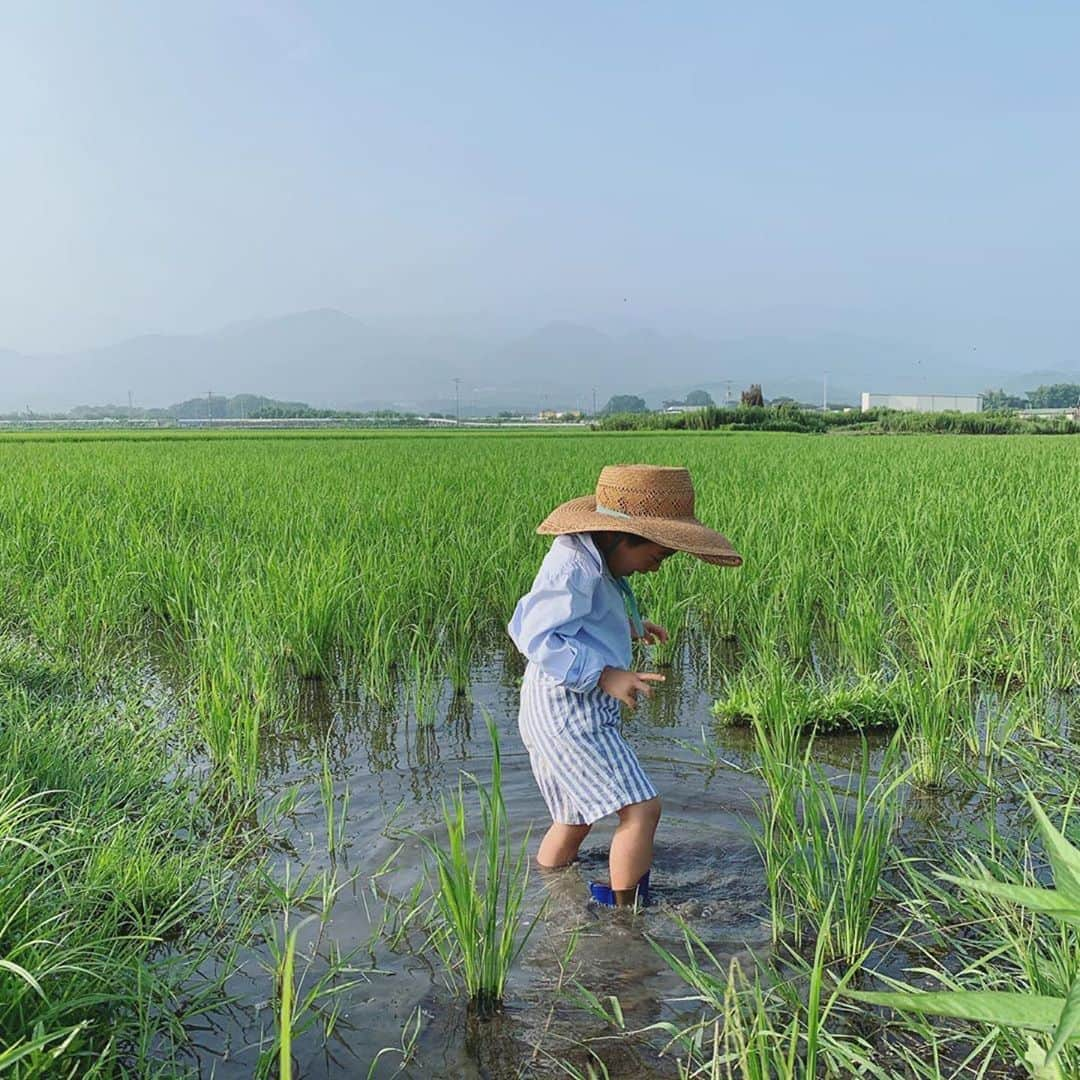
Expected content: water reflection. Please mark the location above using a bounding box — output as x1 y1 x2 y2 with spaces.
173 639 1078 1078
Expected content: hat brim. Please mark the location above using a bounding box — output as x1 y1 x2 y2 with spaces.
537 495 742 567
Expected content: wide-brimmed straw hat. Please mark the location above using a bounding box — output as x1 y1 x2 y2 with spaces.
537 464 742 567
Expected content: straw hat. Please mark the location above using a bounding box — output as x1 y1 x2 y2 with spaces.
537 464 742 566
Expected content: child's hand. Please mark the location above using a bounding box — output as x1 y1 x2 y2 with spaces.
639 620 669 646
599 667 666 710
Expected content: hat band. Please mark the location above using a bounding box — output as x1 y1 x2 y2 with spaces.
595 502 633 520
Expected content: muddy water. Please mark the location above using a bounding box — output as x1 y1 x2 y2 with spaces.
188 644 890 1078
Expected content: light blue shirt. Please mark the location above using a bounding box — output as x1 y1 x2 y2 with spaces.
508 532 633 692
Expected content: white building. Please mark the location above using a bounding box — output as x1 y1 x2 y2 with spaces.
861 392 983 414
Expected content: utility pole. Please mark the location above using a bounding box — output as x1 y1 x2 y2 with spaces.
725 379 733 405
127 389 133 421
207 390 213 423
822 371 828 412
592 386 598 416
453 377 461 426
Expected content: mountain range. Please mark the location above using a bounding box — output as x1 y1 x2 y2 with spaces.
1 309 1074 415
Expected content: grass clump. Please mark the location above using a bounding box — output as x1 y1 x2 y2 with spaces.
415 713 539 1015
0 639 263 1074
712 666 903 734
647 909 881 1078
751 720 903 962
851 790 1080 1078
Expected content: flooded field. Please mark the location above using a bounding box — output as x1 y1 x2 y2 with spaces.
186 643 850 1077
3 429 1080 1076
166 636 1073 1077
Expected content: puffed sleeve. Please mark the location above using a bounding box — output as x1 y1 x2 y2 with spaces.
507 562 608 691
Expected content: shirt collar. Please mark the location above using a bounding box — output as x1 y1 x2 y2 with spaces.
575 531 605 572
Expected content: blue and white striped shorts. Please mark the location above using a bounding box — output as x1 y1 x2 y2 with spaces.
518 664 658 826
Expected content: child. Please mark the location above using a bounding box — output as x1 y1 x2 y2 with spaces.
508 464 741 907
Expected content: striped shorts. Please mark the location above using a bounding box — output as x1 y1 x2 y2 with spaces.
518 664 658 826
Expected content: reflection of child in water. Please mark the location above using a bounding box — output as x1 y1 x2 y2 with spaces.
508 465 741 907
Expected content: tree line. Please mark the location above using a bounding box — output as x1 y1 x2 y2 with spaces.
982 383 1080 410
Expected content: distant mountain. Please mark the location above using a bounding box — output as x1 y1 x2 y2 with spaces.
0 310 473 412
0 308 1059 414
65 394 316 420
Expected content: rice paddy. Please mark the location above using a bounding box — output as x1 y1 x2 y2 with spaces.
2 428 1079 1076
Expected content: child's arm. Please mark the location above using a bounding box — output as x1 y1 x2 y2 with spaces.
508 564 608 692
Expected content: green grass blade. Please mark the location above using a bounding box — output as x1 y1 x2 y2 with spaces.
936 873 1080 926
1025 790 1080 905
1047 971 1080 1064
847 989 1065 1033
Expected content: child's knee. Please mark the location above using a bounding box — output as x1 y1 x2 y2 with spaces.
537 821 591 868
620 796 661 828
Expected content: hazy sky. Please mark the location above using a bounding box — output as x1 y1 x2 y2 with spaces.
3 2 1078 360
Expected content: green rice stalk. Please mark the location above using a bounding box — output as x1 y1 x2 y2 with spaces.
849 789 1080 1076
415 711 539 1013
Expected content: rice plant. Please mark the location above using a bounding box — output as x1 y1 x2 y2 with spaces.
414 712 540 1014
647 905 883 1078
319 728 351 861
892 660 963 789
751 717 904 960
0 640 267 1073
3 430 1079 794
850 790 1080 1078
254 900 373 1080
712 662 903 734
365 1006 423 1078
4 425 1080 1068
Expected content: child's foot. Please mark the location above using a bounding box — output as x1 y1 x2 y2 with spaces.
588 870 650 909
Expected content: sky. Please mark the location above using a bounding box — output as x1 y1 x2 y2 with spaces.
2 1 1078 364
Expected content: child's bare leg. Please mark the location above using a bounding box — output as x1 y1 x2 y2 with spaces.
609 797 661 890
537 823 592 868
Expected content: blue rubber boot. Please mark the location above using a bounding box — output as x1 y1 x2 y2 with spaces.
589 870 650 908
588 881 616 906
